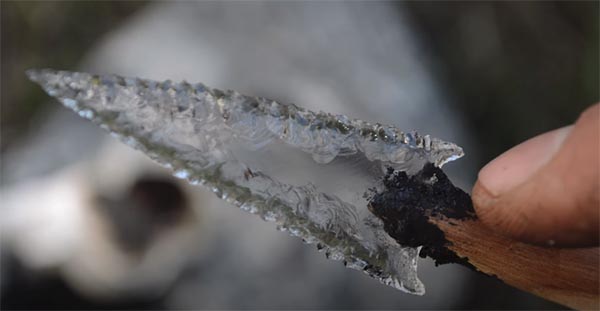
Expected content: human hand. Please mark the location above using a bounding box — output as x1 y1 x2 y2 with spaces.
472 104 599 247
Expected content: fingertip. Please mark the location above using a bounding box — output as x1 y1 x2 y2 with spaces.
471 180 531 242
471 126 573 243
471 180 495 220
578 102 599 124
477 126 572 197
472 103 599 247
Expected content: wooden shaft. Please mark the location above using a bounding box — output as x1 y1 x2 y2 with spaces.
430 216 599 310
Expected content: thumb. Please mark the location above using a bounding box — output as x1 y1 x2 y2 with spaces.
472 103 599 247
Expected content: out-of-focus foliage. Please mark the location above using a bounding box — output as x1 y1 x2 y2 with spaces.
1 1 147 152
404 2 599 167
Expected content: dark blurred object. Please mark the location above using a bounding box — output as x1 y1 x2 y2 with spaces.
0 1 147 153
1 251 165 310
404 1 599 168
97 177 188 253
0 154 200 310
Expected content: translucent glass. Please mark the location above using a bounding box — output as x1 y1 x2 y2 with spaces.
27 69 464 295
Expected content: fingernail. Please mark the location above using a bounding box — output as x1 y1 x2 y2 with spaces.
478 126 573 197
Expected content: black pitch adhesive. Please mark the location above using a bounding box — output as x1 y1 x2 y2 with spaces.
368 163 477 269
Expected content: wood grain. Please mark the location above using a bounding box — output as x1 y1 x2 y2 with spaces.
430 216 599 310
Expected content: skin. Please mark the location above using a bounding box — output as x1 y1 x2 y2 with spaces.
472 103 599 247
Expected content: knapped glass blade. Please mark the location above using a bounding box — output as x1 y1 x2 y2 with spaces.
26 69 464 295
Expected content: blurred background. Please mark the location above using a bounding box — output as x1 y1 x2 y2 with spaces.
1 1 597 310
